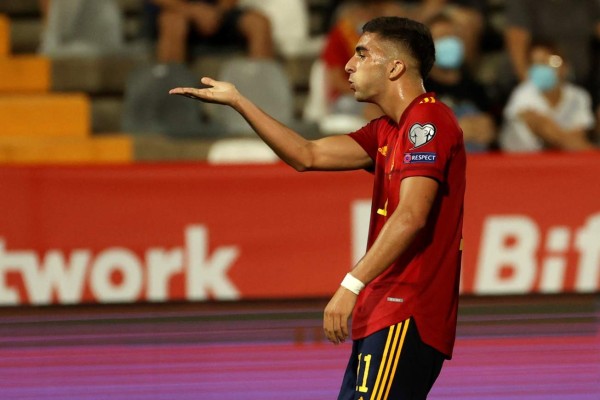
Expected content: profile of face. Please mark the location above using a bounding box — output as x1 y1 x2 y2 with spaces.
527 46 566 92
344 32 396 102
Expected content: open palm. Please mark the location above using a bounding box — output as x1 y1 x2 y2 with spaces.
169 77 239 106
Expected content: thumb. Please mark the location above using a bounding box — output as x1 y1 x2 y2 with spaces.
200 76 216 87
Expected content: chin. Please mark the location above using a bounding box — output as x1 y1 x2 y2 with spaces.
354 95 371 103
353 92 366 102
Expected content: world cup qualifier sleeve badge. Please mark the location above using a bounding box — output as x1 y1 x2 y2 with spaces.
408 123 436 148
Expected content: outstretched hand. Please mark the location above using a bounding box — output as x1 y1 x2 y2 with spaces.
169 77 240 107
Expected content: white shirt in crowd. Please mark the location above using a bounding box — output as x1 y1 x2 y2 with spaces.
500 81 595 152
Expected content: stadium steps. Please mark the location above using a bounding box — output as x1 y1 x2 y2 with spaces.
51 55 147 94
0 55 50 92
0 11 134 165
0 134 133 164
1 2 150 137
0 1 330 162
0 93 90 137
0 14 9 56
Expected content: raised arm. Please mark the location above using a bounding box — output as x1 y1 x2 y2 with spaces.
170 78 373 171
504 26 530 81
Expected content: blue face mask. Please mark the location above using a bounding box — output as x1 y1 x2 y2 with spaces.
434 36 465 69
528 64 558 91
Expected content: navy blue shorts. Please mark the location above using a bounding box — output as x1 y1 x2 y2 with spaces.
337 318 445 400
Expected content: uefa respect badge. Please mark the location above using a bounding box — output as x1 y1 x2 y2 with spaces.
403 152 437 164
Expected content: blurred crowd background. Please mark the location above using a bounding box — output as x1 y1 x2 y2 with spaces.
1 3 599 398
1 0 599 163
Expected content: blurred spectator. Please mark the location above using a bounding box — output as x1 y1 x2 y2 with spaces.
594 38 600 144
504 0 600 87
317 0 485 133
322 0 485 69
499 41 596 152
144 0 274 63
405 0 485 70
238 0 322 58
320 0 404 124
425 13 496 152
39 0 49 22
38 0 126 57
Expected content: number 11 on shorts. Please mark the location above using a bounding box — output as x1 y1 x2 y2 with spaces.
356 353 372 393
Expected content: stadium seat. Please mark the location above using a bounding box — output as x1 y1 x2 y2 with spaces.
0 135 132 164
0 93 90 137
209 58 294 136
0 14 9 56
303 59 328 124
207 138 279 164
0 56 50 92
302 59 367 135
121 62 217 137
39 0 125 57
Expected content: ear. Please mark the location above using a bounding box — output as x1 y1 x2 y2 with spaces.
389 60 405 80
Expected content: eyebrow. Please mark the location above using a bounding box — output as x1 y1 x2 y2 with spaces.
355 45 369 53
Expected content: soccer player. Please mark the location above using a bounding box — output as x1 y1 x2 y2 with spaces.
170 16 466 400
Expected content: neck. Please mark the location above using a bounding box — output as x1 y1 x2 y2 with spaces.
543 85 562 106
378 78 426 123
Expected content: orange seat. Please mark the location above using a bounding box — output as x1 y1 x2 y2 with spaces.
0 93 90 137
0 135 133 164
0 56 51 92
0 14 9 57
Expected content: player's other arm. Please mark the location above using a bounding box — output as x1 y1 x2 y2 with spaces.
324 176 439 344
351 176 439 284
170 78 372 171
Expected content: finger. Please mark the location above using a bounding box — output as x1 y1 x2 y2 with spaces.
168 87 197 96
340 315 349 341
332 313 342 344
324 312 340 345
168 87 184 95
169 87 206 101
335 314 347 343
323 314 335 344
170 92 201 101
200 76 216 86
180 92 203 100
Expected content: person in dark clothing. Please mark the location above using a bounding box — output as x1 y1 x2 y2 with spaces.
425 13 497 151
145 0 273 62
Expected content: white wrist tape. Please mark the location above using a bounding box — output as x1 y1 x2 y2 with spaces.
340 273 365 295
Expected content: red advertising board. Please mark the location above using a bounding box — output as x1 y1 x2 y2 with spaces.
462 152 600 295
0 152 599 305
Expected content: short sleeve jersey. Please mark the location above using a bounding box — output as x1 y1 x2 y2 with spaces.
348 93 466 358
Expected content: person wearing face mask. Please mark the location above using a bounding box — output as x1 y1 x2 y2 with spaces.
499 41 596 152
425 14 497 152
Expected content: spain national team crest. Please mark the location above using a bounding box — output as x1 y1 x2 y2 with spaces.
408 123 436 148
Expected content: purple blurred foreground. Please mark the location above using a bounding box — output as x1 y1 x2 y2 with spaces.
1 295 598 400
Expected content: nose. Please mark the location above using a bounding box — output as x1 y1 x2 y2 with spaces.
345 58 355 74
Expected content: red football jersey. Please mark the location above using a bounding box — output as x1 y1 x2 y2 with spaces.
348 92 466 358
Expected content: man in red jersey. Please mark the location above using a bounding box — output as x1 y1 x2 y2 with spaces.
170 16 466 400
